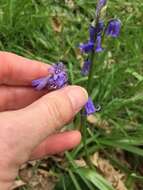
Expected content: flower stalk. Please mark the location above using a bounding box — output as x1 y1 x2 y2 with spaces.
79 0 121 164
80 1 106 164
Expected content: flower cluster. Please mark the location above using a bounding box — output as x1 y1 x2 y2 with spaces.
32 62 68 91
80 0 121 115
80 11 121 76
81 19 121 76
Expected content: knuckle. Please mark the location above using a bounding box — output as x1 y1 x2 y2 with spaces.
0 52 12 83
0 53 6 80
41 93 74 129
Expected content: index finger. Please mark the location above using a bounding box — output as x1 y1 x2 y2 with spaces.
0 51 50 86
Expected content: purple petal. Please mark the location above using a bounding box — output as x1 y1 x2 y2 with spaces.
81 60 91 76
85 98 96 115
95 35 104 52
85 98 101 116
90 21 104 43
98 0 107 7
79 42 94 53
89 26 97 42
32 77 50 90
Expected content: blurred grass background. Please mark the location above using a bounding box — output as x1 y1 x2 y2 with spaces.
0 0 143 189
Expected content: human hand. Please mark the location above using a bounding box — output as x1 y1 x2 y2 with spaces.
0 52 88 189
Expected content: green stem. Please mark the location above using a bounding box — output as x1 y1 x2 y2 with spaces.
81 52 97 166
81 111 89 161
80 14 100 167
87 51 97 93
87 15 99 93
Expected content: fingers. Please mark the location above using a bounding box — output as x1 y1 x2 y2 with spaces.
5 86 88 148
0 86 47 111
30 131 81 160
0 51 50 85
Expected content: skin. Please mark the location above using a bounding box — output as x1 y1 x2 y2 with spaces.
0 52 88 189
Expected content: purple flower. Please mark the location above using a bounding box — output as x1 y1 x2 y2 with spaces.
79 41 94 53
85 98 101 115
81 60 91 76
32 62 68 91
89 21 104 42
89 26 96 43
96 20 104 34
95 34 103 52
106 19 121 37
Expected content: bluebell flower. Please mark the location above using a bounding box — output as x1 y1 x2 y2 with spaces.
81 60 91 76
79 41 94 53
96 20 104 34
95 34 103 52
106 19 121 37
85 98 96 115
89 21 104 42
85 97 101 115
85 97 100 115
32 62 68 91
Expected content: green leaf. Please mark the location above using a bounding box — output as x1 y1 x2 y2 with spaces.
77 168 115 190
99 139 143 157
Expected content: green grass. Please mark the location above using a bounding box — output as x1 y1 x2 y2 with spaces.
0 0 143 189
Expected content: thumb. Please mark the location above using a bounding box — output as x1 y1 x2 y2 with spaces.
12 86 88 147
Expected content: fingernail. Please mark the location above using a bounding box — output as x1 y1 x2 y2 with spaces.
67 86 88 113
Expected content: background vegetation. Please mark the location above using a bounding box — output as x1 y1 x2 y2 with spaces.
0 0 143 189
